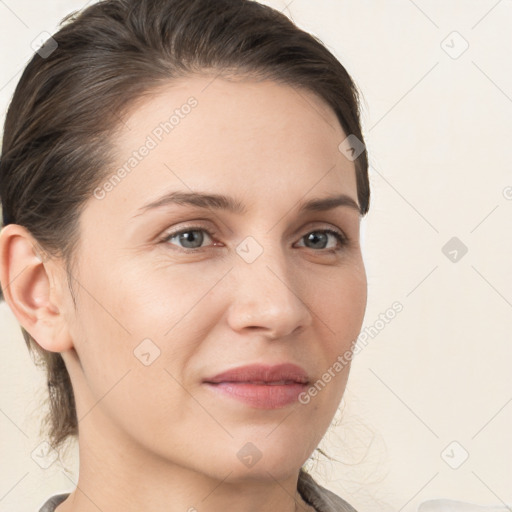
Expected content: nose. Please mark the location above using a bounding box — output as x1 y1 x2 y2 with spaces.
226 243 313 340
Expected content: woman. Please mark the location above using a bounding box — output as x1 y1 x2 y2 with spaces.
0 1 370 511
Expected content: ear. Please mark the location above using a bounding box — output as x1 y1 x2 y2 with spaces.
0 224 74 352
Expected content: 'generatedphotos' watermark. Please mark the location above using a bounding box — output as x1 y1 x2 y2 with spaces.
298 301 403 404
93 96 198 200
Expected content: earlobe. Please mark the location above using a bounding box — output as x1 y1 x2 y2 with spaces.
0 224 74 353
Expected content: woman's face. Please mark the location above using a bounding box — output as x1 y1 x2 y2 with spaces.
60 75 367 481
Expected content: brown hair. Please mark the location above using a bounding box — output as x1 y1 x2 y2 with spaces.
0 0 369 454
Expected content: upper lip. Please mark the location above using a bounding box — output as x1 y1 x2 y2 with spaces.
203 363 310 384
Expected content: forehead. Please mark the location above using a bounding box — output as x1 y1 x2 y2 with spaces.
90 75 358 223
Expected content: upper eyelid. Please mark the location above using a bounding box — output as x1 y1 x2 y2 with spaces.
161 220 347 236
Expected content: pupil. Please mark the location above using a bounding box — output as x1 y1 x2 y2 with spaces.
180 230 203 248
307 232 327 249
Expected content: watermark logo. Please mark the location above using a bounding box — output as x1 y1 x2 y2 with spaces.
441 236 468 263
440 440 469 469
31 441 58 469
237 442 263 468
441 31 469 59
236 236 264 263
338 134 365 161
31 32 58 58
134 338 161 366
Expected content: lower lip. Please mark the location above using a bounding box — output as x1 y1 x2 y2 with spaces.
204 382 308 409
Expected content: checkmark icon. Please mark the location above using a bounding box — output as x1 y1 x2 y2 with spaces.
134 338 161 366
236 236 263 263
31 441 58 469
441 440 469 469
441 31 469 59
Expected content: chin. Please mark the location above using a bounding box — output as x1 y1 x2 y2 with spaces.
222 442 307 484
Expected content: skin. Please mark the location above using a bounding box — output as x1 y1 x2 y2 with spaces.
0 75 367 512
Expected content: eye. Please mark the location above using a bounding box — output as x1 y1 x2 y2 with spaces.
159 225 348 252
160 226 217 251
295 229 347 251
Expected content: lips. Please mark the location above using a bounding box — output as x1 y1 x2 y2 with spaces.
203 363 310 385
203 363 310 409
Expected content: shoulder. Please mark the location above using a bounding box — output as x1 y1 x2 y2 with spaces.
38 493 70 512
298 468 358 512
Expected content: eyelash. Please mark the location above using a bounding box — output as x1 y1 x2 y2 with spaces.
158 224 349 253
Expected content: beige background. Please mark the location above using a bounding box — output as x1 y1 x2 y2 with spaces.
1 1 511 511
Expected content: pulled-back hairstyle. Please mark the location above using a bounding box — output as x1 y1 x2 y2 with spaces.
0 0 369 454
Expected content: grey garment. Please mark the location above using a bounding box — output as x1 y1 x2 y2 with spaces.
298 468 358 512
38 470 356 512
38 493 69 512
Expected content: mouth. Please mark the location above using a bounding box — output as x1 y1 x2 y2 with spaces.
202 363 310 409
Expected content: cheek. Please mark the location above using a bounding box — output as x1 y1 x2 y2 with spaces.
301 268 365 417
85 261 220 381
67 265 200 441
313 264 367 340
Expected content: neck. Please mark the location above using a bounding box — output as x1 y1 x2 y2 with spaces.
54 418 314 512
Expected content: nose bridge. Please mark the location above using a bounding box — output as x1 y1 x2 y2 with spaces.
227 233 312 337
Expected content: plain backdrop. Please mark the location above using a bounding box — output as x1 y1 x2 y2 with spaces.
0 1 511 511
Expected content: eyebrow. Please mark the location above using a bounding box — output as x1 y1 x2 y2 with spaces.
132 190 361 219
